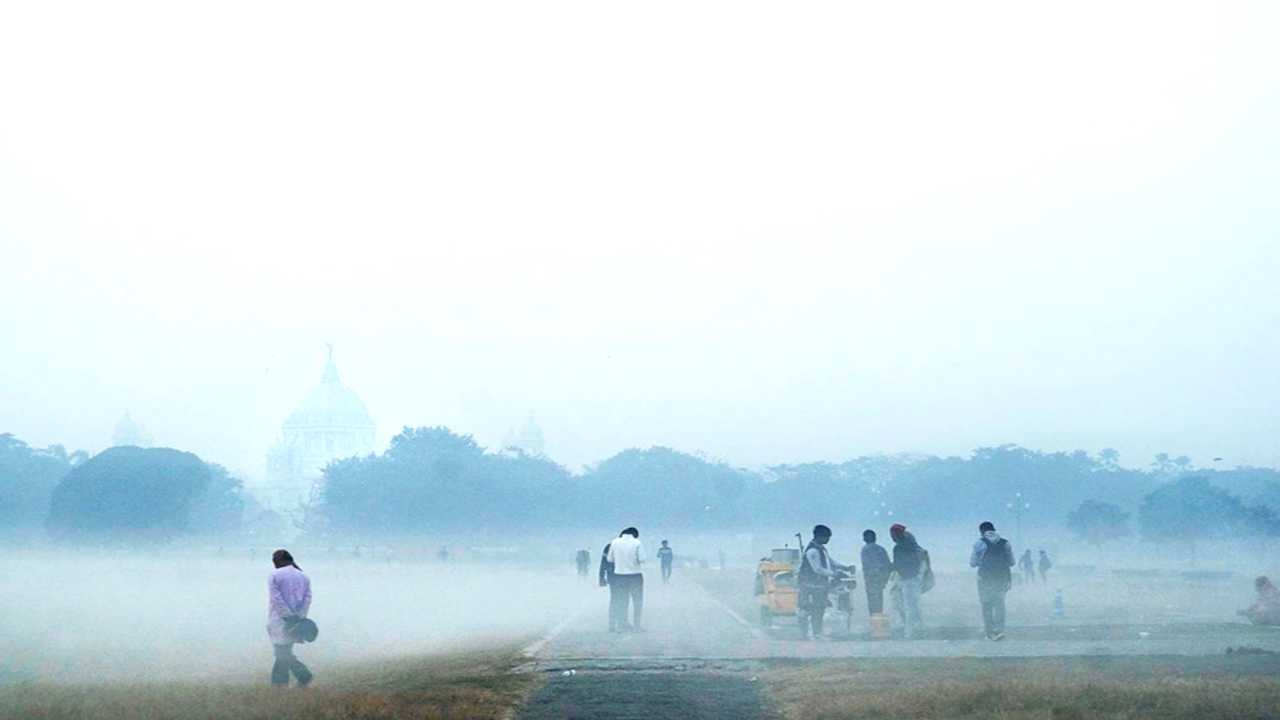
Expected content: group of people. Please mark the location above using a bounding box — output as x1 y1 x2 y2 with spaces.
799 523 932 639
797 520 1045 641
1017 547 1054 584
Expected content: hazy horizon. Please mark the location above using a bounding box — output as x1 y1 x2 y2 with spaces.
3 2 1279 479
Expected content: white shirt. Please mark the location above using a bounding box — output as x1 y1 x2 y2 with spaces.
266 565 312 645
607 535 645 575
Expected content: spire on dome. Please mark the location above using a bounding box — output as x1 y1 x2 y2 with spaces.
322 342 340 384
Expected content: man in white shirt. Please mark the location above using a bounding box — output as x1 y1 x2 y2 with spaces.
606 527 645 632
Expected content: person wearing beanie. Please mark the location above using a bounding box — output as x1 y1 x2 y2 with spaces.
970 521 1015 640
797 524 854 639
890 524 925 639
860 529 892 616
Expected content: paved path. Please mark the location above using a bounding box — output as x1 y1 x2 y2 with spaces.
527 575 1280 666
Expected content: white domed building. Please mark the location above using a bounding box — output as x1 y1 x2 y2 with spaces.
264 349 376 515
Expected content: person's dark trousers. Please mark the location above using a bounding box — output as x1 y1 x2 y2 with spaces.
614 573 645 628
800 586 828 638
661 562 672 583
865 583 886 615
272 644 312 687
608 579 625 631
978 581 1008 637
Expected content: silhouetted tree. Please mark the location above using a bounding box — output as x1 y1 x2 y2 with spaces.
1066 499 1130 547
46 446 220 543
0 434 75 535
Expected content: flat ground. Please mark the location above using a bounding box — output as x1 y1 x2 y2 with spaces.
516 566 1280 719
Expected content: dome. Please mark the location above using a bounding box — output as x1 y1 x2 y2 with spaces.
282 355 376 431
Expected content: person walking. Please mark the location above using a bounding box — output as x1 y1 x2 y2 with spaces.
575 549 591 579
890 524 924 639
1019 549 1035 585
607 527 646 632
1038 550 1053 584
860 529 892 616
599 536 618 631
267 549 313 688
970 521 1014 640
657 540 675 584
797 524 853 640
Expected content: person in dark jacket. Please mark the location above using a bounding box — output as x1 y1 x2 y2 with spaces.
890 523 924 639
860 529 892 616
1018 549 1035 585
970 521 1014 640
797 524 852 640
575 549 591 579
1038 550 1052 583
599 536 619 631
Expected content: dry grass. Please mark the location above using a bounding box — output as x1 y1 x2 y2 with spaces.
0 646 538 720
763 655 1280 720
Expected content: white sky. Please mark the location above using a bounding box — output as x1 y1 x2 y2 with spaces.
2 1 1278 478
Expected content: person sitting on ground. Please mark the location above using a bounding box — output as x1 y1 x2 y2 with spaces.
1240 576 1280 626
267 549 313 688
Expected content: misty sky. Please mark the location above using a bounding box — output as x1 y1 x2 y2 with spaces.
2 2 1278 479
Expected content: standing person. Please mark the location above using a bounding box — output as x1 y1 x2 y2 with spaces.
970 521 1014 641
607 527 646 632
1019 549 1036 585
575 549 591 579
890 524 924 639
1038 550 1053 583
658 540 675 584
267 549 313 688
860 529 892 616
797 524 853 640
599 536 618 631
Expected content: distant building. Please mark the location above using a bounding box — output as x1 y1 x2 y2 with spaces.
264 349 376 515
501 413 546 456
111 412 153 448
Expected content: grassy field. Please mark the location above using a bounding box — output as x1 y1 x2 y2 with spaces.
0 645 538 720
762 654 1280 720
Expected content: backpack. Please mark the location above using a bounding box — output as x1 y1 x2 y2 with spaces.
978 538 1012 586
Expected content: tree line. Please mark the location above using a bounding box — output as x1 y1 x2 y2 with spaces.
3 428 1279 544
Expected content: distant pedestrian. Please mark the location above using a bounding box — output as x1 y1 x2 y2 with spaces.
575 549 591 579
607 528 646 632
438 545 450 564
860 529 892 616
658 540 675 584
890 523 925 639
970 521 1014 640
1019 549 1035 585
267 549 313 688
599 536 617 631
1038 550 1052 583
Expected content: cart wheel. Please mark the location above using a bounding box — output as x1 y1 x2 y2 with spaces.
759 607 772 626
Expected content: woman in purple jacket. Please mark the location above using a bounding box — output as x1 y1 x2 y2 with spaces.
268 549 313 687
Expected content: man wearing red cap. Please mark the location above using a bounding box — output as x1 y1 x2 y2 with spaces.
890 524 924 639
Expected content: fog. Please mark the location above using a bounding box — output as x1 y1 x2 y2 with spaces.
4 2 1280 708
3 2 1279 478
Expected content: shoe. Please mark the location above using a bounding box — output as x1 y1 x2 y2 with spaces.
992 632 1006 641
